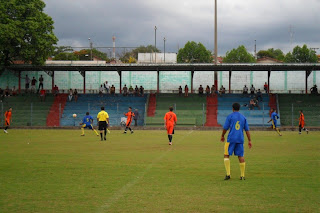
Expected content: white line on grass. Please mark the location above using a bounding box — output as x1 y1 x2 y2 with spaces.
98 130 194 212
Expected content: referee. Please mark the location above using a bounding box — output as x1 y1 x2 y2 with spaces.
97 106 109 141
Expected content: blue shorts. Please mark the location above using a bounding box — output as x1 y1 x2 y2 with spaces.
224 142 244 157
82 124 93 129
272 120 277 128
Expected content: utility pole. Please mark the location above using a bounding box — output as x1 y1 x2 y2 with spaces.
214 0 218 90
154 26 157 63
164 37 166 63
254 39 257 59
88 38 93 61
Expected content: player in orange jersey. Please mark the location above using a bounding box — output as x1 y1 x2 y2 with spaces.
299 110 309 134
164 106 177 145
123 107 135 134
4 107 12 133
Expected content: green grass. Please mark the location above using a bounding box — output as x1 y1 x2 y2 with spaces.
0 130 319 212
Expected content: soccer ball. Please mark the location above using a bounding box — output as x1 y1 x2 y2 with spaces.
73 114 77 118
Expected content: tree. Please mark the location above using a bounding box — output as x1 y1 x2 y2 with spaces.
74 49 108 61
119 45 160 63
177 41 212 63
284 45 318 63
257 48 285 61
0 0 58 66
223 45 256 63
53 52 79 61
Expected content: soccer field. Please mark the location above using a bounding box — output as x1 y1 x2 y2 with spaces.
0 130 319 213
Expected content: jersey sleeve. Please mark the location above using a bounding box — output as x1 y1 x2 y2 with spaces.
106 112 109 118
164 114 167 121
90 116 93 122
97 113 100 119
174 114 177 122
223 116 231 130
132 112 135 117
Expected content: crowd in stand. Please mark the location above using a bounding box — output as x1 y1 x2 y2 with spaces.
99 81 145 97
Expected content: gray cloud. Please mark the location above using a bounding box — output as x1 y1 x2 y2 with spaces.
43 0 320 56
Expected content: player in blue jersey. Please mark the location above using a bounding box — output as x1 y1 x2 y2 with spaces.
268 108 282 136
80 112 99 136
221 103 252 180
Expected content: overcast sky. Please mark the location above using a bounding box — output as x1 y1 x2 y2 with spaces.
43 0 320 56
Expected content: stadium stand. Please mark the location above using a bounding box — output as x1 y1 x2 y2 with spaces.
217 94 271 126
146 94 207 126
1 94 54 127
47 94 68 127
278 94 320 126
147 93 156 117
205 96 219 126
60 94 147 127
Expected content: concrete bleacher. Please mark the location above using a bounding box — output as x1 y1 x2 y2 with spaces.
60 94 147 127
146 94 207 126
0 94 54 126
278 94 320 126
217 94 271 126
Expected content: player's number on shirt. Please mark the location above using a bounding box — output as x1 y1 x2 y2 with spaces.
86 118 90 122
235 121 240 130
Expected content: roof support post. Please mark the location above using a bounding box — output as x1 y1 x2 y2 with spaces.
229 69 232 94
117 70 122 94
268 69 271 93
191 69 194 94
52 71 55 92
83 71 86 94
306 70 312 94
157 68 160 93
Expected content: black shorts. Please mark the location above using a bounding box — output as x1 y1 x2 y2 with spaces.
98 121 107 130
25 83 29 89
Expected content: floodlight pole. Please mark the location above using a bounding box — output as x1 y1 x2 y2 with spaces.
88 38 93 61
164 37 166 63
214 0 218 89
154 26 157 63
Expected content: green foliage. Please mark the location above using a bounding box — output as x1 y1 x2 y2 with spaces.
257 48 285 61
223 45 256 63
284 45 318 63
53 52 79 61
177 41 212 63
0 0 58 66
73 48 108 61
119 45 160 63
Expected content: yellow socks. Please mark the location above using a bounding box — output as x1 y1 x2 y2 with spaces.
224 158 231 176
93 129 99 135
81 128 85 135
240 162 246 177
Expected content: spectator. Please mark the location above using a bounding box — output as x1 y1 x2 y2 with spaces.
38 75 44 91
264 82 269 93
134 109 139 126
68 89 73 101
104 81 110 94
250 84 255 95
205 85 210 96
243 85 248 95
198 85 204 96
25 75 30 93
211 85 216 96
110 85 115 96
53 85 59 96
74 89 78 102
31 77 37 93
219 85 226 95
254 98 261 110
134 85 139 96
249 99 255 110
123 84 128 96
4 86 10 96
139 86 144 96
184 85 189 97
256 89 263 102
99 85 104 97
129 85 134 96
178 86 182 96
310 85 318 94
11 86 17 96
39 89 46 102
